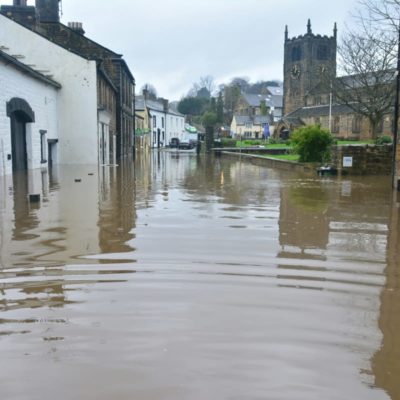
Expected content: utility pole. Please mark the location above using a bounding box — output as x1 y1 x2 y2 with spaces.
392 26 400 190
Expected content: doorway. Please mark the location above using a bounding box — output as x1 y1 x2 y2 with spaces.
7 98 35 172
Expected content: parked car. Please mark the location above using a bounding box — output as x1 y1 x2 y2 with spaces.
178 142 194 150
169 138 180 148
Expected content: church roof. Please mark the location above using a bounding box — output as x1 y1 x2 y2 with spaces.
286 104 354 118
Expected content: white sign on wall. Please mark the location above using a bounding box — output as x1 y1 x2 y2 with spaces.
343 156 353 168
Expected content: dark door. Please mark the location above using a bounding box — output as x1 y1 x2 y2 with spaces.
47 139 58 167
11 115 28 171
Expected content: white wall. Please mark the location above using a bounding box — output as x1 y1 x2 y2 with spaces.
149 109 185 147
0 14 98 165
166 113 186 144
0 60 59 176
149 109 166 148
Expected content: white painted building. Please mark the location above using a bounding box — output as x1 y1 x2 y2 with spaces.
0 50 60 176
136 95 186 148
0 14 98 171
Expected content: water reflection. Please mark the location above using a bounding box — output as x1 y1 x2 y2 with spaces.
0 152 399 399
0 160 139 316
372 193 400 399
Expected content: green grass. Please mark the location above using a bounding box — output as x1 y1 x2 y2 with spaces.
235 141 291 149
336 140 373 145
263 154 300 161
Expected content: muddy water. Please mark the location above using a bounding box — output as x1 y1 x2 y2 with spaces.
0 152 399 400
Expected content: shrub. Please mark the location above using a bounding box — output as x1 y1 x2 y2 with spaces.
202 112 217 127
375 135 392 145
291 125 334 163
221 138 237 147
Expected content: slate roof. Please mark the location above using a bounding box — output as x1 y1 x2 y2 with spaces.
135 96 184 117
233 115 271 125
267 86 283 96
286 103 354 119
242 92 283 109
0 49 61 88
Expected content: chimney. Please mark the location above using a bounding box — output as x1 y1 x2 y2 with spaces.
0 0 35 25
142 88 149 101
162 99 169 113
35 0 60 22
68 22 85 35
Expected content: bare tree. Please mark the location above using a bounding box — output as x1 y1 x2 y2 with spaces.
357 0 400 32
188 75 216 98
331 28 396 136
327 1 399 136
199 75 216 95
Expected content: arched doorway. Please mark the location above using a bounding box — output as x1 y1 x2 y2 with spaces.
6 98 35 171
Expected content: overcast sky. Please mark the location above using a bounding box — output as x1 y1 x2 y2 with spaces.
8 0 360 100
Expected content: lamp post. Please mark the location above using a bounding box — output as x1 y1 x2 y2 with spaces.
392 25 400 190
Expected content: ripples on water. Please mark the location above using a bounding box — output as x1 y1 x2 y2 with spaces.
0 153 399 400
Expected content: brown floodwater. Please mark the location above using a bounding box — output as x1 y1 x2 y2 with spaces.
0 152 399 400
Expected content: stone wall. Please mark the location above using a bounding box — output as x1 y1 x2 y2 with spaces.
331 144 393 175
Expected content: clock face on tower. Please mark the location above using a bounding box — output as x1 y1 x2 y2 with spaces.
291 64 301 79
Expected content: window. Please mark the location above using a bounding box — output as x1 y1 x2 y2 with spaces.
317 45 328 60
40 130 47 163
162 117 165 128
352 116 362 133
376 118 383 134
153 116 157 128
332 116 340 133
291 46 302 62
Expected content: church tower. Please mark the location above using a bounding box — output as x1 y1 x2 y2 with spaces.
283 20 337 116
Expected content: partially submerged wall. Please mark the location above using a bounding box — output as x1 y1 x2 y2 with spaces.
332 145 392 176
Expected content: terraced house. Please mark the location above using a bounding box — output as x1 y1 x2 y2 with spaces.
1 0 135 163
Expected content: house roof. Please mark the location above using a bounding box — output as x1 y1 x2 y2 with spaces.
242 92 283 109
135 96 184 117
233 115 271 126
0 49 61 88
267 86 283 96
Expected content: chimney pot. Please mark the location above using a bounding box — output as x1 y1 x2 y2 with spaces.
68 21 85 35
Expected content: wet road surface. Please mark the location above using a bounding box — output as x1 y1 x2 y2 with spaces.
0 152 399 400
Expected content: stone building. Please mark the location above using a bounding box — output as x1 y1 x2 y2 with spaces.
235 89 283 123
277 20 394 140
0 0 135 161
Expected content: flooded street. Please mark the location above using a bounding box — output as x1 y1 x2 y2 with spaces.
0 152 399 400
